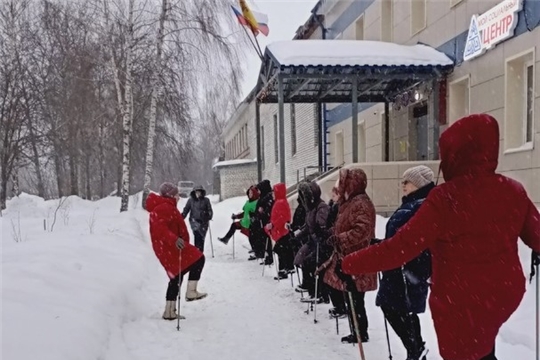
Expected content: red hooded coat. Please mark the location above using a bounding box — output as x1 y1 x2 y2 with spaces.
267 183 291 241
342 114 540 360
146 192 203 278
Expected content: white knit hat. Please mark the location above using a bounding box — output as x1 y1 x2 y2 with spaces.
402 165 434 189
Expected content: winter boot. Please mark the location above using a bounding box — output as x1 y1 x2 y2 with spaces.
162 300 185 320
340 333 369 344
329 307 347 319
274 270 288 280
218 236 230 245
185 280 208 302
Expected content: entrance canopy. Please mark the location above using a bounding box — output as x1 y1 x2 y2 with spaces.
253 40 454 184
256 40 454 103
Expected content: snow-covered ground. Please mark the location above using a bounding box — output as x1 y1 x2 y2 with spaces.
1 193 537 360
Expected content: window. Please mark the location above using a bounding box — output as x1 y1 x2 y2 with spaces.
505 51 535 151
291 104 297 155
274 114 279 163
449 75 470 124
261 126 265 170
355 15 364 40
381 0 393 42
411 0 426 35
525 63 534 144
244 125 248 150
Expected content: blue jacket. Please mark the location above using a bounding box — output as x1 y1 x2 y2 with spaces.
375 183 434 314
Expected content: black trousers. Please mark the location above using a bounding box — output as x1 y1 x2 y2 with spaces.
166 255 205 301
327 287 347 313
193 230 206 253
381 306 423 356
273 235 295 271
345 291 369 338
251 227 268 259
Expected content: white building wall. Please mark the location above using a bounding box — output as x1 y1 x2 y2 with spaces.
257 103 320 187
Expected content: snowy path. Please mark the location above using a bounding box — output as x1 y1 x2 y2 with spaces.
103 199 420 360
2 194 537 360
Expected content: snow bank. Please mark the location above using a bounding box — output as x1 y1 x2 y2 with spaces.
1 196 159 360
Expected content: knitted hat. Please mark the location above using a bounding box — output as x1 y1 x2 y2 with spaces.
402 165 434 189
159 182 179 198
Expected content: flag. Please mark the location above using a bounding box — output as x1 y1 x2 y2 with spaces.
231 1 269 37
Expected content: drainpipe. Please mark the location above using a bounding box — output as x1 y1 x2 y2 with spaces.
312 11 329 172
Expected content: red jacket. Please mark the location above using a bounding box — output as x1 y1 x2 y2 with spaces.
146 193 203 278
342 114 540 360
266 183 291 241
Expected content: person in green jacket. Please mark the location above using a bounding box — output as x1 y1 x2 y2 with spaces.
218 185 260 245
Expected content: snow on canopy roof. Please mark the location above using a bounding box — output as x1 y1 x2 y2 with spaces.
267 40 453 68
212 158 257 169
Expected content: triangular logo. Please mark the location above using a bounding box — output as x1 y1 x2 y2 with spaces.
463 15 483 61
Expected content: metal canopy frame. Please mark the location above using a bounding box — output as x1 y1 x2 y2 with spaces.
254 44 454 184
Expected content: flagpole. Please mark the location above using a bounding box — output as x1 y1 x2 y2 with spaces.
241 23 263 60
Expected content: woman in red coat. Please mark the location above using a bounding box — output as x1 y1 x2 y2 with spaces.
265 183 294 279
342 114 540 360
146 182 208 321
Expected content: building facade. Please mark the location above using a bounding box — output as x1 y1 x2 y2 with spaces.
315 0 539 204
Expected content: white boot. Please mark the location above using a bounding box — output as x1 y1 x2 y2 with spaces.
162 300 186 320
185 280 208 301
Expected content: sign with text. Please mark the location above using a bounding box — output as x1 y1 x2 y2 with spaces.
463 0 523 61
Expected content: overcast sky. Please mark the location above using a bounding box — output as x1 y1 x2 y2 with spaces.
239 0 319 99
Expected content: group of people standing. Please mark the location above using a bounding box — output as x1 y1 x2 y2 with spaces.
218 163 434 360
145 114 540 360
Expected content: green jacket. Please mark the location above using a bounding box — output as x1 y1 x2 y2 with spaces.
240 199 258 228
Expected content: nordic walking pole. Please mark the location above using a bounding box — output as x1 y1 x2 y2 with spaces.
348 291 366 360
536 259 539 360
176 250 183 331
208 225 214 258
313 243 320 324
379 273 393 359
262 237 269 276
296 266 304 298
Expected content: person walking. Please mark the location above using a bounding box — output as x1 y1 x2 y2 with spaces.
182 185 213 253
146 183 208 320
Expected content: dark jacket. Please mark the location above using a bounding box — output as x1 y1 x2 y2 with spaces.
182 185 213 233
294 182 332 266
326 200 339 229
255 180 274 226
376 182 435 313
291 197 306 232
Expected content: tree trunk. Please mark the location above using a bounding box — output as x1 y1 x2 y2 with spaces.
0 164 8 210
85 154 91 199
142 0 167 209
69 149 78 196
53 150 63 198
29 127 45 198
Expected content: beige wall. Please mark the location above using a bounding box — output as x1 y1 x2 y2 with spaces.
322 0 540 206
288 161 442 215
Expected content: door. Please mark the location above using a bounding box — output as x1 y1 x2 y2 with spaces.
414 104 428 160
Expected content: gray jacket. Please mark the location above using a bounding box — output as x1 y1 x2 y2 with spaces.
182 185 213 230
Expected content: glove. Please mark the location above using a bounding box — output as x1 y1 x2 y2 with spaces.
175 237 185 250
285 223 292 231
293 229 302 237
335 259 356 292
231 213 236 220
530 251 540 282
265 223 273 230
